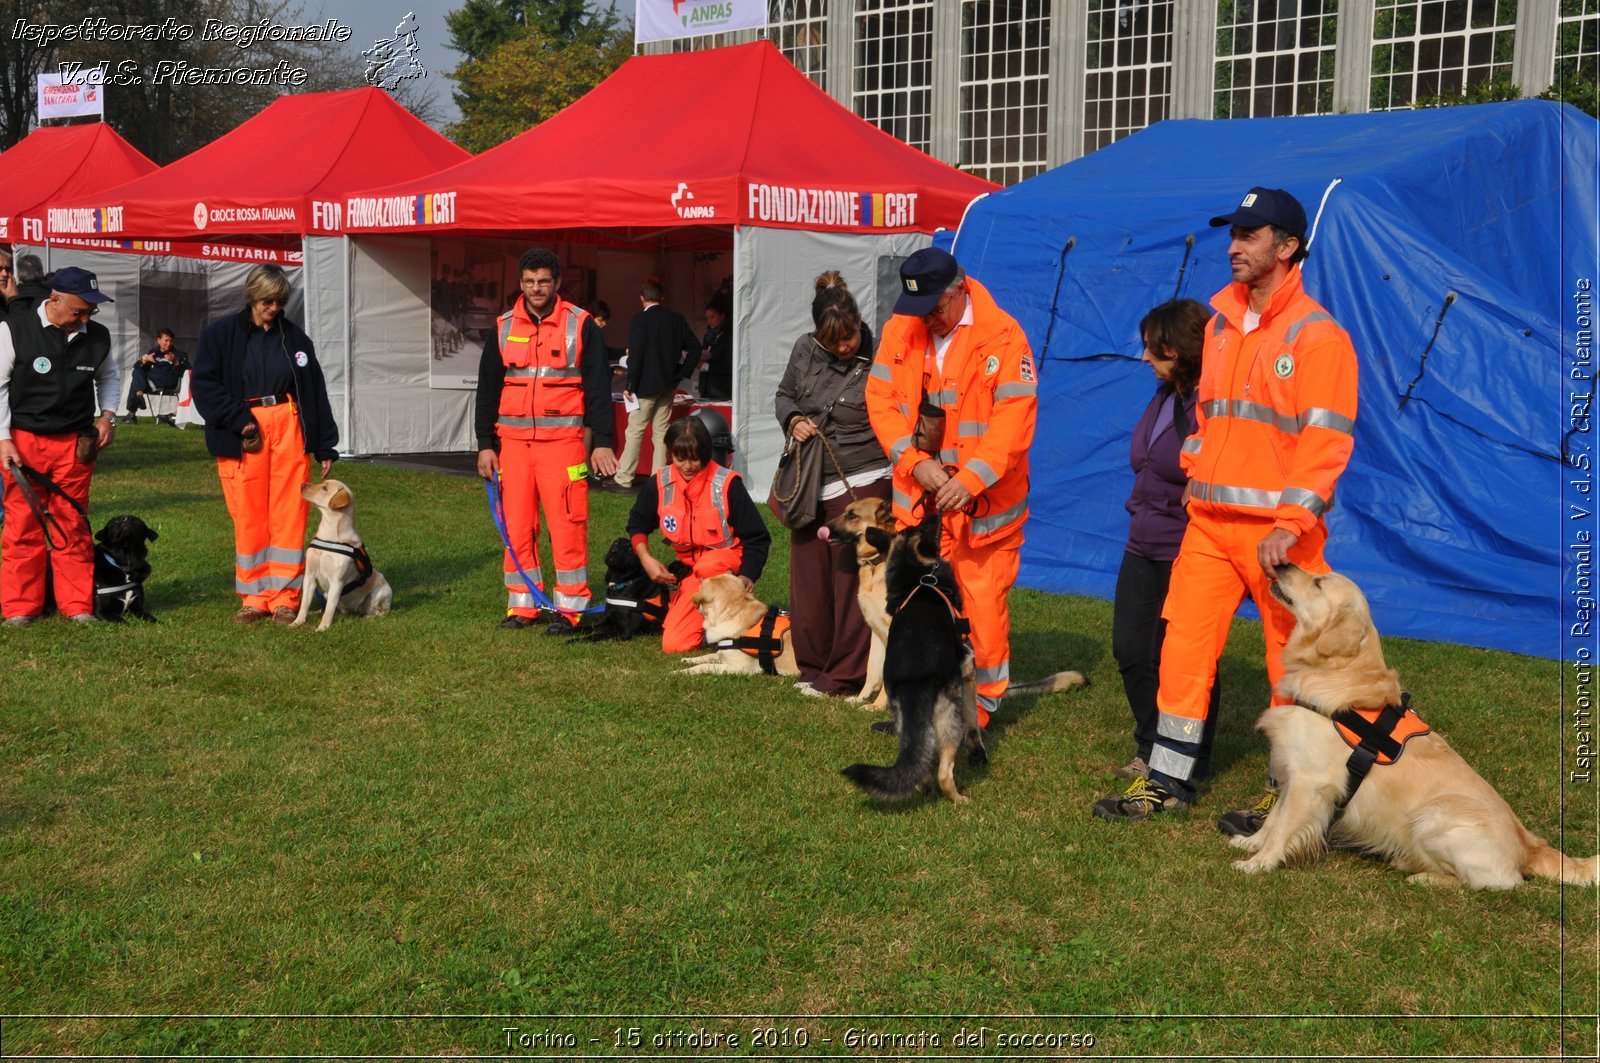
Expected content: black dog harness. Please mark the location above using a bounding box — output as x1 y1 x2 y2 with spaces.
713 604 792 675
94 549 139 605
896 574 972 641
308 538 374 591
604 573 669 625
1331 692 1429 807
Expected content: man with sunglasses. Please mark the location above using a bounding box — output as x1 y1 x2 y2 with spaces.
865 247 1039 731
0 266 117 626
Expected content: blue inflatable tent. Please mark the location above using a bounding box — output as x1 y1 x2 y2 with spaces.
951 101 1597 659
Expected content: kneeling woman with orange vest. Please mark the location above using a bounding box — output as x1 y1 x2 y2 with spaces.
625 415 770 652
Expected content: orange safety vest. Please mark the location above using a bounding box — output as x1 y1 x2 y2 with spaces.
495 296 588 441
657 461 740 561
1182 267 1358 539
866 277 1037 546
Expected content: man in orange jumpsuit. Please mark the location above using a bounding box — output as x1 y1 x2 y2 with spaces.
866 247 1038 730
476 249 619 633
1094 187 1359 824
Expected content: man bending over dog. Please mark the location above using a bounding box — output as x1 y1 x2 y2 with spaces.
625 415 770 653
476 248 619 633
865 247 1038 732
1093 187 1359 826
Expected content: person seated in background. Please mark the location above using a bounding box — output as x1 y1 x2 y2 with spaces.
624 415 770 653
697 289 733 401
121 329 191 425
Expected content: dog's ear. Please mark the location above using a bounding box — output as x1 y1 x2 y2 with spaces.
1314 606 1367 660
144 525 159 542
873 497 893 527
95 524 111 543
328 487 351 510
863 526 892 555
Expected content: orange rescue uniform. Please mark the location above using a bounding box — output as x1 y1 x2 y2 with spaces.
219 400 310 612
493 296 594 623
866 277 1038 727
1149 265 1358 790
654 461 745 652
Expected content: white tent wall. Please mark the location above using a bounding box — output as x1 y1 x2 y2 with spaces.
19 244 300 426
302 236 349 447
733 227 928 490
346 234 473 455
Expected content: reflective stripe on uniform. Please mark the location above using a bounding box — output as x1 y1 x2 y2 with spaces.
506 591 537 610
973 497 1027 537
1157 710 1206 741
870 361 895 382
957 421 988 438
499 416 537 429
994 382 1035 399
552 589 588 611
236 545 303 569
975 660 1009 685
237 573 303 594
966 458 1000 488
1301 407 1355 435
1149 743 1198 781
1189 479 1279 509
889 434 915 462
506 569 543 588
1284 310 1334 342
555 567 587 586
1280 486 1329 516
534 415 583 429
927 388 957 406
1181 436 1203 454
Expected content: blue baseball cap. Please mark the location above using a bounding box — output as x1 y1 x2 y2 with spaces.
52 266 113 304
894 247 960 316
1209 187 1307 238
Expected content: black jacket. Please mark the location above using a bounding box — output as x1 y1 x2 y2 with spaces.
626 303 699 397
191 308 340 462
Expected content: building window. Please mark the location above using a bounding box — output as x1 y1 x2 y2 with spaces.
1213 0 1338 119
853 0 935 152
1556 0 1600 79
769 0 830 85
1083 0 1175 155
960 0 1051 185
1369 0 1517 109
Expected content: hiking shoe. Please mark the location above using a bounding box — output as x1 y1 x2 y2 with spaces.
1092 777 1188 821
271 607 297 626
232 606 271 624
1115 755 1150 780
498 615 536 630
2 615 39 628
68 613 103 624
1217 789 1278 837
544 617 581 635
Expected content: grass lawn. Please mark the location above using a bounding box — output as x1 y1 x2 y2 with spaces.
0 426 1594 1059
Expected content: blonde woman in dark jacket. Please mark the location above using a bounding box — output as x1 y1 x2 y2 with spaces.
773 272 890 697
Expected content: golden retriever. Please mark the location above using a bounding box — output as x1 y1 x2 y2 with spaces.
1231 563 1597 889
678 573 800 677
293 479 393 632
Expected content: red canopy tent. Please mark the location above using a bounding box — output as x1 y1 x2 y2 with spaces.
0 123 155 246
337 41 996 469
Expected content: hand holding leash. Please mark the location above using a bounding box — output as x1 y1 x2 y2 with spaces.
476 447 499 479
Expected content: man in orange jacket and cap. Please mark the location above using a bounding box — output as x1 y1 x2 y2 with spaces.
1093 186 1359 826
865 247 1039 731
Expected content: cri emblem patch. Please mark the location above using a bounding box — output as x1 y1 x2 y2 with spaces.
1274 353 1295 379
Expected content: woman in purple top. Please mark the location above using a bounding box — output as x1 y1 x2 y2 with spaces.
1111 299 1220 781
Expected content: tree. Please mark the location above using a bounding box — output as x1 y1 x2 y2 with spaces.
446 18 631 153
444 1 631 153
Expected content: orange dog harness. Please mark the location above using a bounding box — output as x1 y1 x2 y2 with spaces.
1331 693 1429 804
713 605 791 674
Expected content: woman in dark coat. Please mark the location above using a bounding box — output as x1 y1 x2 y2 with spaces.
191 264 339 625
773 271 891 697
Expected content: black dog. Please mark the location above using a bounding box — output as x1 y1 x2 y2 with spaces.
571 537 673 642
93 515 158 622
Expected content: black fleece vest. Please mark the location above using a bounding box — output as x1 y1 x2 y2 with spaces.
8 310 110 434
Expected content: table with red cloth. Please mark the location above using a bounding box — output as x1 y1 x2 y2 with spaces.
610 395 734 475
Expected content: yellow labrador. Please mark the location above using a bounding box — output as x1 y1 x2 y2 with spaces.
1231 563 1597 889
293 479 393 632
678 573 799 677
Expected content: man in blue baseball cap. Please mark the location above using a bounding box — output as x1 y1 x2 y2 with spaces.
0 265 118 626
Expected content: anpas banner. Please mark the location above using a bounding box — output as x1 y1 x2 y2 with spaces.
635 0 766 44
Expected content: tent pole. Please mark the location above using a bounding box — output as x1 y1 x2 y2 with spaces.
342 235 353 457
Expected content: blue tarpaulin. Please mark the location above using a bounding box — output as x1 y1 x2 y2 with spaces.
951 101 1597 659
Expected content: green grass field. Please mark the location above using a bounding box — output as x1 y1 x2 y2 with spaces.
0 426 1594 1060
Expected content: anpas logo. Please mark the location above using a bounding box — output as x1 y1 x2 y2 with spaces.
194 203 208 229
671 182 715 220
680 2 735 28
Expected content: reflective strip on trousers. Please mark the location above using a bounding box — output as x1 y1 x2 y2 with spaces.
973 498 1027 536
236 546 303 570
507 591 537 610
1149 742 1199 782
555 567 587 586
552 589 588 612
237 572 303 594
506 569 543 588
1157 710 1206 742
976 660 1009 686
977 693 1001 716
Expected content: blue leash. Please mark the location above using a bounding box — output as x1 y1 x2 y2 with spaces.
483 471 604 616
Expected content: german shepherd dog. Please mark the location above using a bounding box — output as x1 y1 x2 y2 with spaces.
841 505 986 804
93 514 158 622
573 537 673 642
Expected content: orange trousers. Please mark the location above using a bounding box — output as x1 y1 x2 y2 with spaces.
499 435 591 625
1151 510 1329 785
662 545 742 653
217 402 309 613
2 429 94 619
947 525 1022 729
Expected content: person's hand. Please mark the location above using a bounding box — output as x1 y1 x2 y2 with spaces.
319 458 334 480
935 475 973 513
911 458 951 493
476 448 500 479
96 413 116 451
790 417 818 443
0 275 16 300
0 438 20 473
623 390 635 404
1258 527 1299 579
640 554 677 585
589 446 619 478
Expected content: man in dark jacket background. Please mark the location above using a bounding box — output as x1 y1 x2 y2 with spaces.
610 280 698 492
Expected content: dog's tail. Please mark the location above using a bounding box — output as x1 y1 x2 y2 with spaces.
842 697 938 801
1522 829 1600 885
1006 670 1090 697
